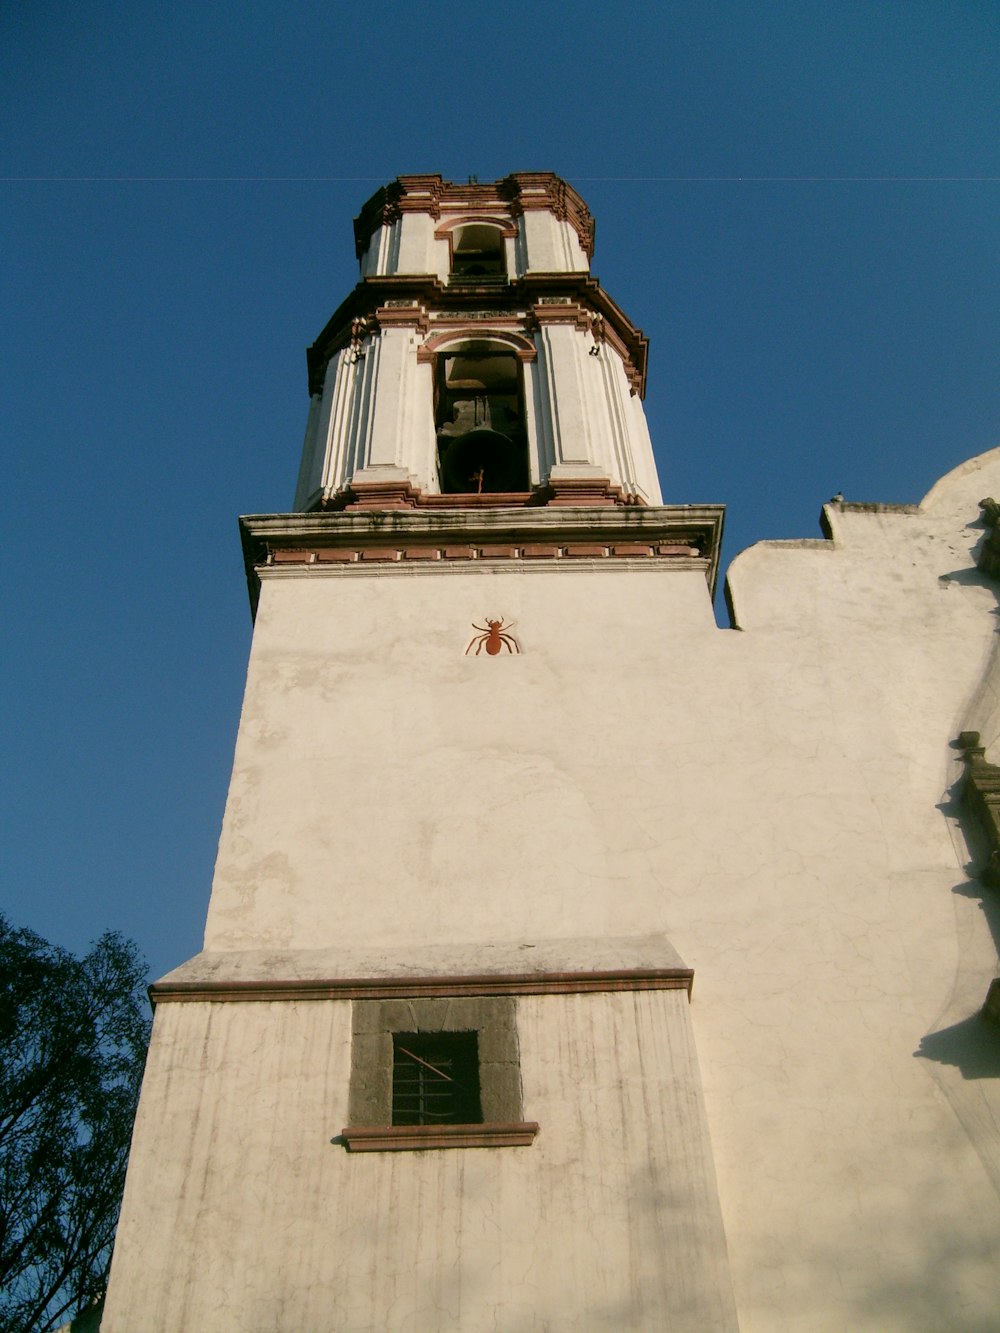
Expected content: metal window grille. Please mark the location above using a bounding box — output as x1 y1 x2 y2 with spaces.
391 1032 482 1126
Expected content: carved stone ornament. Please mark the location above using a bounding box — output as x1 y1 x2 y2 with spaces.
958 731 1000 1024
978 498 1000 579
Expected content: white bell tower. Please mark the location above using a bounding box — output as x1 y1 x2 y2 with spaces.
103 175 736 1332
294 173 662 511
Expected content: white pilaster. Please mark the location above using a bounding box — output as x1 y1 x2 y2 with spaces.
626 384 662 504
521 211 588 273
537 323 604 478
600 349 661 504
411 355 440 492
350 327 413 484
325 348 365 498
395 213 436 275
522 353 550 487
292 393 323 510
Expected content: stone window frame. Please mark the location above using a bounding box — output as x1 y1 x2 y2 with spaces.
341 995 539 1152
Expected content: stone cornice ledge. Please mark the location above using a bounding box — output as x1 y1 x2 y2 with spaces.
339 1122 540 1152
240 504 725 612
155 935 691 989
151 966 694 1005
241 504 723 545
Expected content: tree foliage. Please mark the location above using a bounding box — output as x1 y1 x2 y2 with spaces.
0 916 150 1333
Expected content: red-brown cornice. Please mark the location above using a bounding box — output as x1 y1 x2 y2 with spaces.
353 173 595 262
306 273 648 397
503 172 595 259
352 176 445 255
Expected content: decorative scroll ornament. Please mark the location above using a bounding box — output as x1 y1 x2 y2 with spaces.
957 730 1000 1024
348 317 372 363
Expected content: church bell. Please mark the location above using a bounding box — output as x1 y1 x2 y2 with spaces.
439 426 524 494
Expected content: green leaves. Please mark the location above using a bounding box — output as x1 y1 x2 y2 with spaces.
0 918 150 1333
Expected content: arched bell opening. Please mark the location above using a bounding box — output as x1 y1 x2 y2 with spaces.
450 223 506 280
434 344 529 495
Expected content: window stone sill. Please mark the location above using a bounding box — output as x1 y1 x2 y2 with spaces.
339 1122 539 1152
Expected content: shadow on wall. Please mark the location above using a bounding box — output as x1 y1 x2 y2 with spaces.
915 1010 1000 1080
913 870 1000 1087
917 679 1000 1084
935 757 1000 966
952 872 1000 994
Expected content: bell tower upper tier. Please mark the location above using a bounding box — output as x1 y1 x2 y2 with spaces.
355 172 593 278
294 173 663 511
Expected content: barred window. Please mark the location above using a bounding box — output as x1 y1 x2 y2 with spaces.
391 1032 482 1126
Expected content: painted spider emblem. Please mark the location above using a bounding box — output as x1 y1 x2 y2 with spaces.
465 617 520 656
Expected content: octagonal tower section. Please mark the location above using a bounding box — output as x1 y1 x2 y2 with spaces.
293 172 663 512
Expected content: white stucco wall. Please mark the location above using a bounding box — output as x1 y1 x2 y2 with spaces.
108 447 1000 1331
203 560 718 953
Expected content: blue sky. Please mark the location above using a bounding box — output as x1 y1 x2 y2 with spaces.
3 2 998 979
